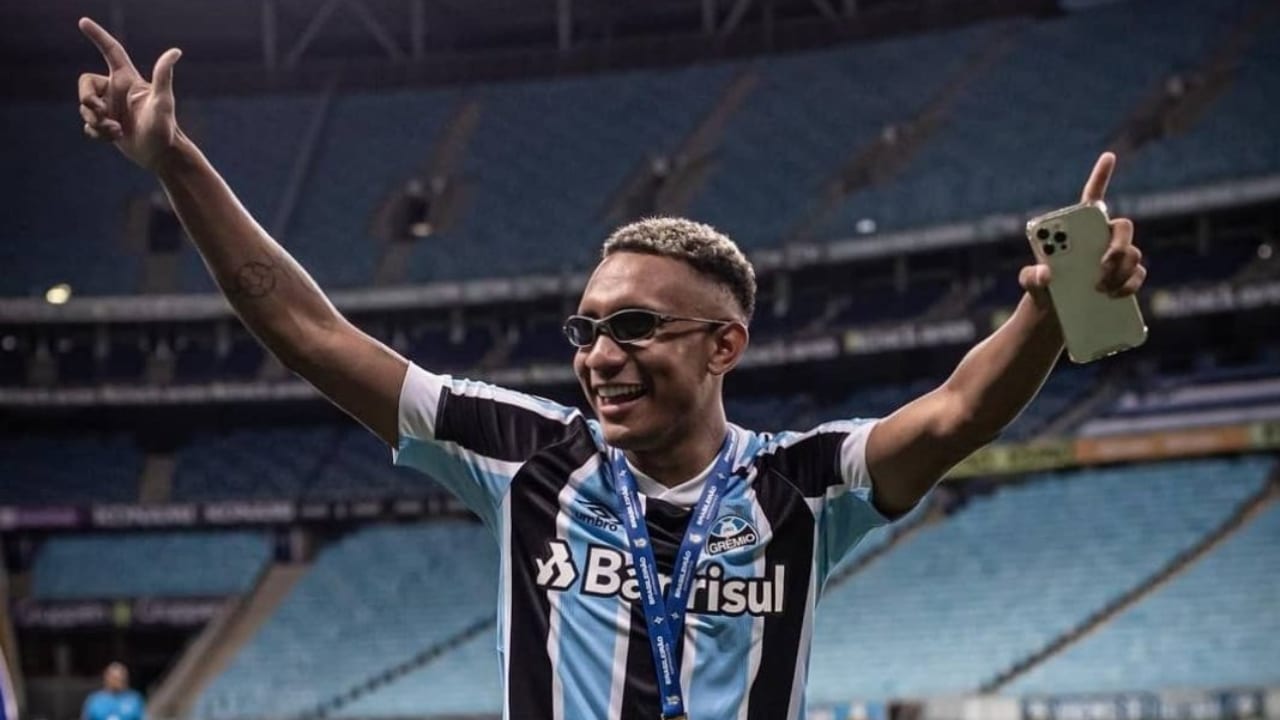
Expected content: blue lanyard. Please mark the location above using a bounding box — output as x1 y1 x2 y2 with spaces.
609 433 738 720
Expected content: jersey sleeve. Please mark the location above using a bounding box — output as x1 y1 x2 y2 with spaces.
820 418 893 577
758 419 896 584
393 363 582 529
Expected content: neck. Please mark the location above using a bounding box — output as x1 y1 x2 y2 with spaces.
626 414 728 488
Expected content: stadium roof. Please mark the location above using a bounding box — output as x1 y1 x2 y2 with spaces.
2 0 1052 98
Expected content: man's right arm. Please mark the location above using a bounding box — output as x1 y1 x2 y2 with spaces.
154 133 407 445
76 17 406 445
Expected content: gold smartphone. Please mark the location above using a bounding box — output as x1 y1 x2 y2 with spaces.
1025 202 1148 363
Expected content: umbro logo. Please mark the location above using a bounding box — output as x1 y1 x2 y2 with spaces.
706 514 758 555
573 500 621 532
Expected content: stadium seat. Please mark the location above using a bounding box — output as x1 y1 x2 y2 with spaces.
1006 496 1280 693
32 530 271 599
194 522 498 718
0 432 142 506
804 455 1274 701
821 0 1253 237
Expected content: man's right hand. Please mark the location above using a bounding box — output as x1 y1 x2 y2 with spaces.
78 17 183 171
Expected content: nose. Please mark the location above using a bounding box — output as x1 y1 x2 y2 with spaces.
583 331 628 373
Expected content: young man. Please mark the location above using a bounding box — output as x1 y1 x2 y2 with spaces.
75 19 1146 719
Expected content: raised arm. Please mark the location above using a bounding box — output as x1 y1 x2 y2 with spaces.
865 152 1147 517
77 18 407 445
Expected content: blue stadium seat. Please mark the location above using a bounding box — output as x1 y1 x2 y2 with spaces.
406 65 732 282
171 426 330 501
0 432 141 506
284 88 459 289
1116 6 1280 194
1004 364 1098 441
32 530 271 599
804 455 1274 701
821 0 1251 238
335 627 503 718
5 0 1269 295
194 522 498 719
691 22 1003 250
179 95 324 292
0 101 155 296
1006 495 1280 693
1081 360 1280 437
171 425 445 502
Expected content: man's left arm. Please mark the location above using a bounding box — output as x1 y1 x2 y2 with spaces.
865 152 1146 518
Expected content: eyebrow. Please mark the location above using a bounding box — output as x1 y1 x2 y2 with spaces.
572 305 664 320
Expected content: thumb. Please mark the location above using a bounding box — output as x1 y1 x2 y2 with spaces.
1019 264 1052 292
151 48 182 98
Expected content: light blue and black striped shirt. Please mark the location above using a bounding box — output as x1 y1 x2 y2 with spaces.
393 363 891 720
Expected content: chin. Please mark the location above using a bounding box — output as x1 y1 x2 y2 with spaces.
597 416 661 451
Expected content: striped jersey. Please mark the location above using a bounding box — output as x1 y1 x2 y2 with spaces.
393 363 891 720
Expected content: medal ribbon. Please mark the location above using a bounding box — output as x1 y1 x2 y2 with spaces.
609 433 738 720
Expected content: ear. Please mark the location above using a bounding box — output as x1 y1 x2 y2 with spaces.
707 321 749 376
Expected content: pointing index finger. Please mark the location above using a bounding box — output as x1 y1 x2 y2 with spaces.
1080 151 1116 205
79 17 137 74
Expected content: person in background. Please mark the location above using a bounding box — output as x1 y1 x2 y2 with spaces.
82 663 144 720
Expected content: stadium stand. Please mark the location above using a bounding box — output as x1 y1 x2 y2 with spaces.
31 530 271 599
1118 1 1280 193
0 101 155 297
688 22 1002 250
171 426 333 501
1079 359 1280 436
193 522 498 719
283 89 460 289
4 0 1272 295
171 425 442 502
335 626 503 719
406 65 733 283
1003 364 1099 441
804 455 1276 701
178 95 324 293
0 432 142 506
727 364 1095 441
821 0 1255 237
1007 490 1280 694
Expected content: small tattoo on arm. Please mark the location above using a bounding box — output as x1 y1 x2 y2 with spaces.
233 261 278 299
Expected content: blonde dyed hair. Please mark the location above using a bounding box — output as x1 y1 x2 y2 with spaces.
601 217 756 321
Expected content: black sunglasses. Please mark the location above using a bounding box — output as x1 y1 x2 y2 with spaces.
563 309 730 348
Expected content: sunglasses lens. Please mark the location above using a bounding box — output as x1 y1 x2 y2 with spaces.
608 311 659 342
563 318 595 347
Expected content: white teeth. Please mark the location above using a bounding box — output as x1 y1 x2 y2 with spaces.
597 384 645 399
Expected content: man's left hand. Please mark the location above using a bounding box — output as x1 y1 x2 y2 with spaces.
1018 152 1147 308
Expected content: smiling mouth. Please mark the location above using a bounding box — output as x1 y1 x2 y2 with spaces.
595 383 647 405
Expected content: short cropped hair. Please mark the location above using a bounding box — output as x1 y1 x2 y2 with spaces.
601 217 756 321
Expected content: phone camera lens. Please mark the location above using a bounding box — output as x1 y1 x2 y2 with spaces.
1042 243 1055 256
1054 231 1068 243
1036 228 1050 240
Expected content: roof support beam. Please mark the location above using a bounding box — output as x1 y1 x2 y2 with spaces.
285 0 343 70
262 0 278 71
344 0 407 61
557 0 573 52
